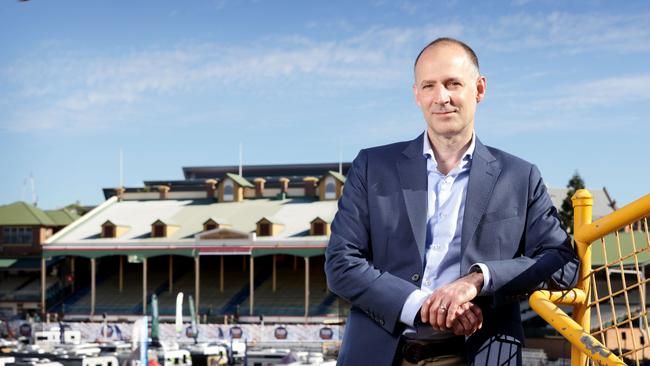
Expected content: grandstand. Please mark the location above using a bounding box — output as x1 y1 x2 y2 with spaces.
33 162 617 324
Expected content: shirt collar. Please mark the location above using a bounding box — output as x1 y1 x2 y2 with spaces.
422 130 476 169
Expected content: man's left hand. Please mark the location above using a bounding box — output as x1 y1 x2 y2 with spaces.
420 272 484 331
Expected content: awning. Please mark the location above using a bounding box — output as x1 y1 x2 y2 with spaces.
0 259 17 268
0 257 61 270
252 247 325 258
42 249 196 259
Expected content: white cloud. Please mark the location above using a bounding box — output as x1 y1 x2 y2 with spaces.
480 12 650 53
533 74 650 109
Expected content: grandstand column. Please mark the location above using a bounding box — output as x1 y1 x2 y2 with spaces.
249 255 254 315
143 257 148 315
195 256 200 315
71 257 75 292
304 257 310 317
119 256 123 292
91 258 96 316
272 255 277 292
220 256 224 292
40 257 46 317
169 255 173 294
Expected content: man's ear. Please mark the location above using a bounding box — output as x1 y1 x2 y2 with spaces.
476 76 487 103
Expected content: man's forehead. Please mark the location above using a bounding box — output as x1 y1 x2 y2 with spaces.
415 44 478 79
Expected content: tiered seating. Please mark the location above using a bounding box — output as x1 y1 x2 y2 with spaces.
156 270 196 315
200 261 250 315
0 275 33 299
240 264 309 316
65 269 153 314
12 276 59 301
308 260 338 315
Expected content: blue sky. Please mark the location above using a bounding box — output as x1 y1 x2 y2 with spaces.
1 0 649 210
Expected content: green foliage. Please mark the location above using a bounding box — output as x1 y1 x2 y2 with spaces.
559 171 585 234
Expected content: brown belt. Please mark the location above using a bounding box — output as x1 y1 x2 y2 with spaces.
399 336 465 363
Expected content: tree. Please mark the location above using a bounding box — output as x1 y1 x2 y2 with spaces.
559 171 585 234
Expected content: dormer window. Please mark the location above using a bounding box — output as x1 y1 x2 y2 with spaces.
218 173 253 202
102 225 115 238
259 223 271 236
319 171 346 201
310 217 330 236
223 179 234 201
153 223 165 238
324 176 336 200
203 218 229 232
313 222 325 235
151 219 178 238
256 217 283 237
101 220 129 239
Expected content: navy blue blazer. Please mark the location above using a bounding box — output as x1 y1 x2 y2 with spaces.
325 134 579 366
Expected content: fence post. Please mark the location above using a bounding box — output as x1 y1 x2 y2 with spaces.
571 189 593 366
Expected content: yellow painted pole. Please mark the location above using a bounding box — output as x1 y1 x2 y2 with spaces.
575 194 650 244
571 189 593 366
530 292 625 365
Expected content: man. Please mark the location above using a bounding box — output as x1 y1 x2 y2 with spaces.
325 38 579 366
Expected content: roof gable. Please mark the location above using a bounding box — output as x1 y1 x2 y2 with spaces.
225 173 254 188
327 171 346 183
45 208 80 226
198 227 249 240
0 201 56 226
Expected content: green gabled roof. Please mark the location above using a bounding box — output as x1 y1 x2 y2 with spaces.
589 231 650 266
225 173 254 188
328 171 346 183
0 201 56 226
45 208 80 226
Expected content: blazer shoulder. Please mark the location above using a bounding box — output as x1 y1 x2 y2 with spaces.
361 135 421 163
484 145 535 171
363 140 411 156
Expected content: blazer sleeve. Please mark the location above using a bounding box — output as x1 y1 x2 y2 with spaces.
480 164 580 305
325 149 419 334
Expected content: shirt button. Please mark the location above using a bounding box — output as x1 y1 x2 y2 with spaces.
424 280 431 286
411 274 420 282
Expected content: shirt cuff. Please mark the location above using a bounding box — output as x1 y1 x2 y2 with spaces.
470 263 491 295
400 289 430 326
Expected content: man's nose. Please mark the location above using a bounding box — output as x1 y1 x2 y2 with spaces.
431 85 450 105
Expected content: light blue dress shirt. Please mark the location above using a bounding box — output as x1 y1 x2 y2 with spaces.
399 132 492 330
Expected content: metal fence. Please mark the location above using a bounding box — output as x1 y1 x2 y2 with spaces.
530 190 650 365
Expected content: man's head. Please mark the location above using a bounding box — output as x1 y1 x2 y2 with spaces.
413 38 486 141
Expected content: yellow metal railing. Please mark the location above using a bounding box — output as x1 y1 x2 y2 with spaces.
530 190 650 366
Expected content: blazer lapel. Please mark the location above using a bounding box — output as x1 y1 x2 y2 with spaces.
397 133 428 262
461 138 502 263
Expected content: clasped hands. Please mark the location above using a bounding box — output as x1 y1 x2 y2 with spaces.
419 272 484 336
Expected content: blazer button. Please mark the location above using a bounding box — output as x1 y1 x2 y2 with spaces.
411 274 420 282
379 319 385 326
